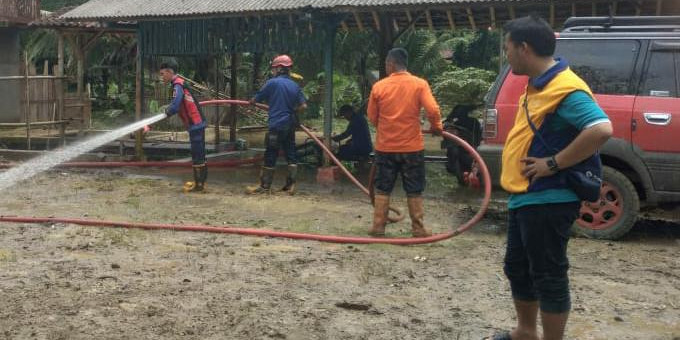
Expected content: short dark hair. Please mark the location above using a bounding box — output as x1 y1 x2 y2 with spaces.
386 48 408 68
503 15 555 57
159 61 178 73
338 104 355 115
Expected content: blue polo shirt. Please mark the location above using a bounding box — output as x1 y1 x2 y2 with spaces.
508 90 609 209
254 75 306 130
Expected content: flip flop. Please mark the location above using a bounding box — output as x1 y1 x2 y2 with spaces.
482 331 512 340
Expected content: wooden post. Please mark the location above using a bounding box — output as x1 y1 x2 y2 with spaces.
135 32 144 161
467 7 476 30
24 54 31 150
549 1 555 28
446 10 456 30
426 10 434 31
75 37 84 99
353 12 364 31
656 0 664 15
57 33 65 146
372 11 381 31
323 17 337 161
213 56 220 146
378 12 395 78
230 53 239 143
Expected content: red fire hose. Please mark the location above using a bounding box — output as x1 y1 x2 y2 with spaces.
0 100 491 245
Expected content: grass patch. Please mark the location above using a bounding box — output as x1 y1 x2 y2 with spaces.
0 249 17 262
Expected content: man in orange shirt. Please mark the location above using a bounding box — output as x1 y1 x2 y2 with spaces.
367 48 443 237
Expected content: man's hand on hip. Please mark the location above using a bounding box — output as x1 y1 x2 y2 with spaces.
520 157 556 181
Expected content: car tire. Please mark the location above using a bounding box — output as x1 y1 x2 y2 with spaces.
572 166 639 240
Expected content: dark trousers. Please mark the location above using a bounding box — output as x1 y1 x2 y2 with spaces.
374 151 425 197
264 127 297 167
504 201 580 313
337 144 370 161
189 128 206 165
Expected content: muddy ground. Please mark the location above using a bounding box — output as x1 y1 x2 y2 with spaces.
0 163 678 340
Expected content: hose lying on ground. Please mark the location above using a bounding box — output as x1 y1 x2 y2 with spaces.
0 100 491 245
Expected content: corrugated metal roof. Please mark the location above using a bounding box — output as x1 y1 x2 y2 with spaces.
30 7 103 28
61 0 514 21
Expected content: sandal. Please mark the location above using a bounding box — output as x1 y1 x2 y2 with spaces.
482 331 512 340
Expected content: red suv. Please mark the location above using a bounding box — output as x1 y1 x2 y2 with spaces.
480 16 680 239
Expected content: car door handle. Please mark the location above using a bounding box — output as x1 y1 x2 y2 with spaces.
643 112 672 126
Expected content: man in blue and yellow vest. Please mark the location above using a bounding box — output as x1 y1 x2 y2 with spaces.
160 61 208 192
486 16 613 340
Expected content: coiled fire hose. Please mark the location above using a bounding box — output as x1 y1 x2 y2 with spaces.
0 100 491 245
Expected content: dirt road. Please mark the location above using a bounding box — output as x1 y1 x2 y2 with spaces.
0 166 678 339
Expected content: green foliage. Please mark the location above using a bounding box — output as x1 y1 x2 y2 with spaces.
396 30 452 80
431 66 497 112
448 30 502 71
303 72 362 118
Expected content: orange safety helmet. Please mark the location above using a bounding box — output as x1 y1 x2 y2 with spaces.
271 54 293 68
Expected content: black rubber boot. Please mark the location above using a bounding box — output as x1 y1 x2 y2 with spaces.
246 167 274 194
280 164 298 195
190 164 206 192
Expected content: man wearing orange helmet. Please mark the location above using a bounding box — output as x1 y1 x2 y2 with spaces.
247 54 307 195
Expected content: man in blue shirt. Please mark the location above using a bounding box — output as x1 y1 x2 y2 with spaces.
486 16 613 340
332 105 373 161
247 55 307 195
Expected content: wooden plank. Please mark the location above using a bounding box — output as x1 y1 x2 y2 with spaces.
405 10 412 22
549 1 555 27
425 9 434 31
571 2 577 17
0 120 70 128
509 5 516 20
372 11 381 31
656 0 663 15
611 1 618 16
446 9 456 30
0 75 64 80
393 18 399 32
592 2 597 16
340 20 349 31
353 11 364 31
489 7 496 29
466 7 476 30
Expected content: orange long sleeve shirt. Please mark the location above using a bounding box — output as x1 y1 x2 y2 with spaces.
367 71 443 153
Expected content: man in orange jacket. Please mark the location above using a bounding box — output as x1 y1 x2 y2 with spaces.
367 48 443 237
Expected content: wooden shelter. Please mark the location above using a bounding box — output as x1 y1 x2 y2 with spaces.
60 0 679 157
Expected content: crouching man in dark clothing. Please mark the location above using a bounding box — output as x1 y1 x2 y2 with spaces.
332 105 373 161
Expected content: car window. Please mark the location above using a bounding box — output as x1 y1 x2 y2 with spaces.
640 50 678 98
556 39 640 95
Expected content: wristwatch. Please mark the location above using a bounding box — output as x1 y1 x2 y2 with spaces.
547 155 560 172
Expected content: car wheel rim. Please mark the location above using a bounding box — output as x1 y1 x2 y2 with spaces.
577 182 623 231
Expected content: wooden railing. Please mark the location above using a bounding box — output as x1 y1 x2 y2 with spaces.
0 0 40 24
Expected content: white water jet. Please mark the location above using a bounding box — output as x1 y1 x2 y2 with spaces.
0 113 167 192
